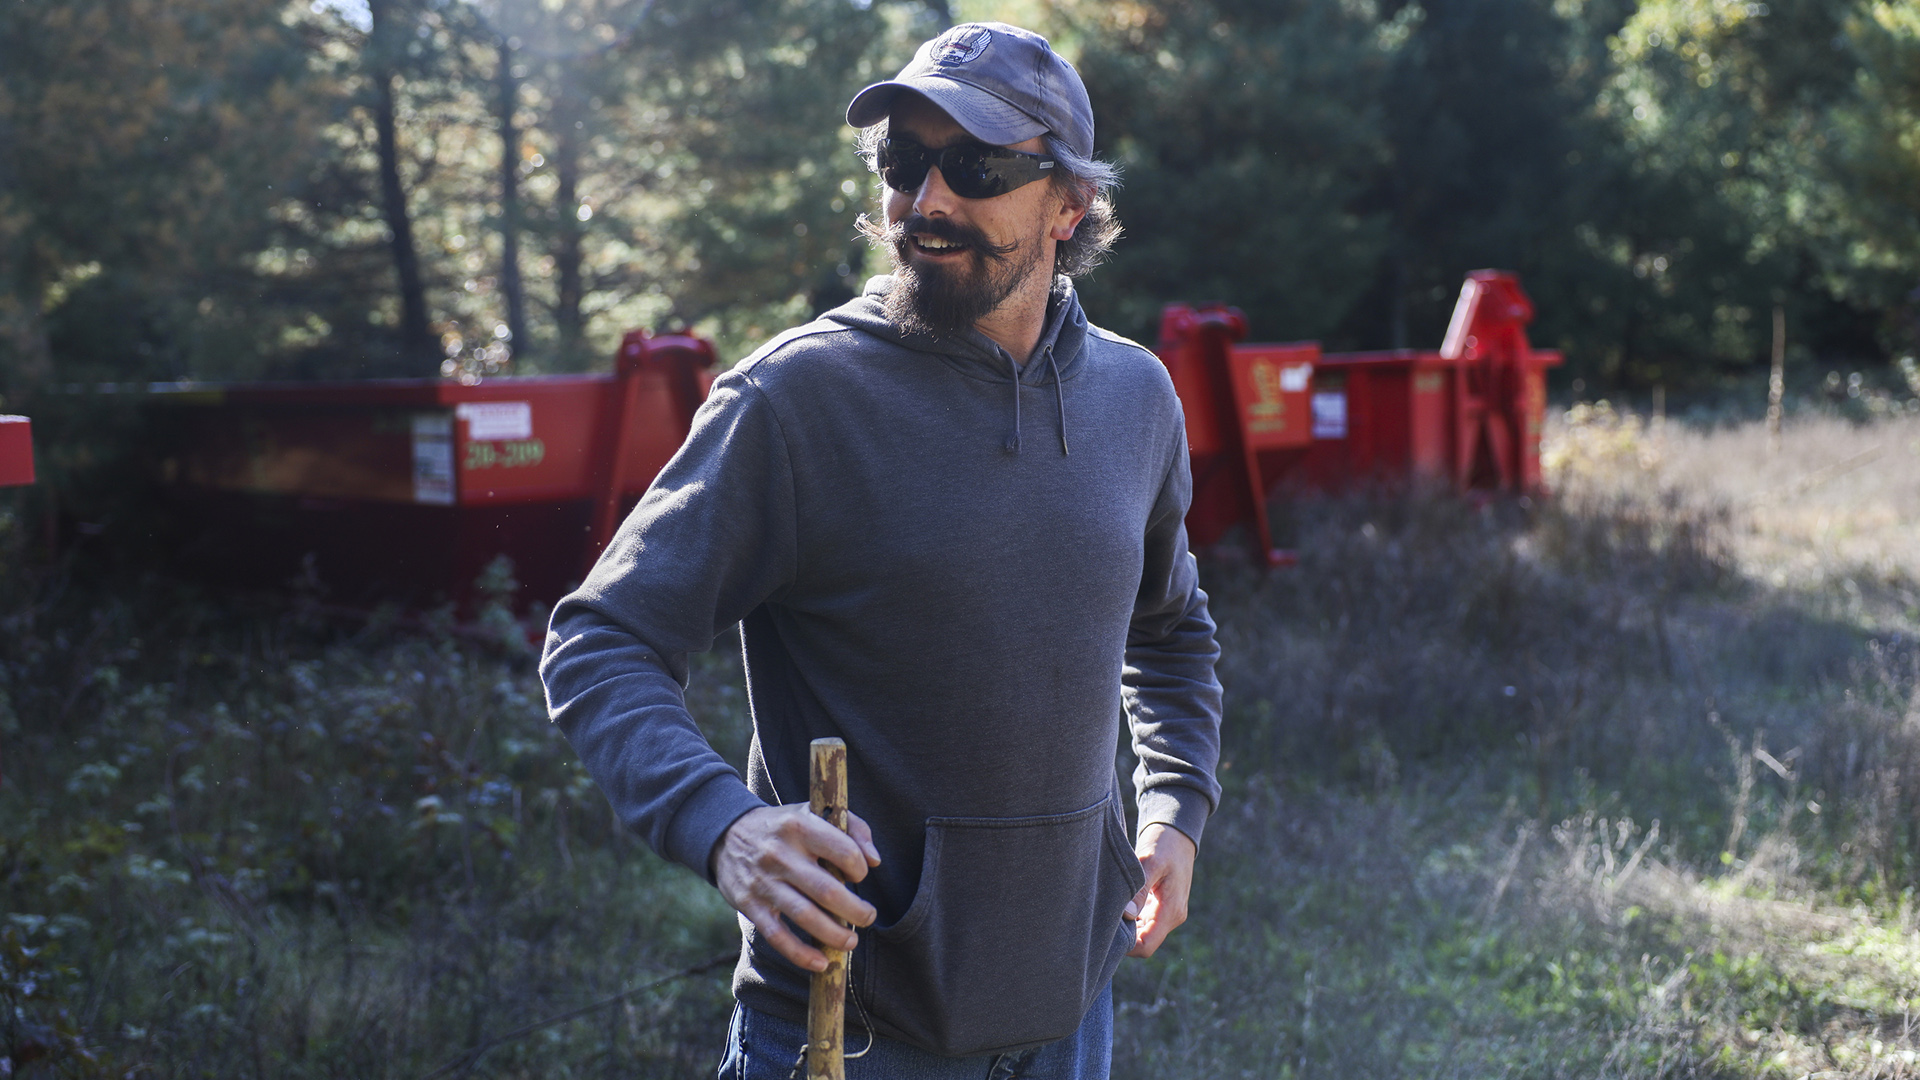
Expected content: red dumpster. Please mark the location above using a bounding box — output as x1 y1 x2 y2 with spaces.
150 330 715 614
1295 351 1456 490
1156 304 1316 566
0 416 32 487
1300 271 1560 494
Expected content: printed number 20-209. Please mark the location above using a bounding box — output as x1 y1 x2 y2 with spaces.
465 439 545 470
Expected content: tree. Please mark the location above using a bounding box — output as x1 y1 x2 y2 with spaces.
1360 0 1614 351
487 0 892 365
1825 1 1920 353
1051 0 1396 346
0 0 341 394
1602 0 1893 380
364 0 443 370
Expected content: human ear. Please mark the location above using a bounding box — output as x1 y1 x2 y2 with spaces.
1050 194 1088 241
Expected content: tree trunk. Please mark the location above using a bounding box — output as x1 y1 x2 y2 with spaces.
552 100 586 368
1388 162 1409 351
1389 247 1409 351
367 0 435 371
495 35 528 363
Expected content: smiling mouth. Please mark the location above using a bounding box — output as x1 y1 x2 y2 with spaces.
910 234 969 256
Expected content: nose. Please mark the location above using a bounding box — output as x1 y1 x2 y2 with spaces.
911 163 961 218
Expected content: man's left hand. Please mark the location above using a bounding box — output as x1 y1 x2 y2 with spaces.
1124 822 1195 958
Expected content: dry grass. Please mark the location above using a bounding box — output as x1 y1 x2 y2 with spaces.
1552 405 1920 627
1108 405 1920 1078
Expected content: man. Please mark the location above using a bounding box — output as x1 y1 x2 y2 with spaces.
540 22 1222 1079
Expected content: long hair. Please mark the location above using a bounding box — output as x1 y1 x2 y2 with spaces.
1040 134 1122 278
854 124 1124 278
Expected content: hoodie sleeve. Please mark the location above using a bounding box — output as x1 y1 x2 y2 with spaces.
1123 421 1224 848
539 372 795 880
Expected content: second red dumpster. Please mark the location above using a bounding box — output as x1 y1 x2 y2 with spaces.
1299 270 1561 495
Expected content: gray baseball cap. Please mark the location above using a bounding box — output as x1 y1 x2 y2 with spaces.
846 22 1094 158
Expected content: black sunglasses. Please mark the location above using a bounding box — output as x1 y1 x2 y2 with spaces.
874 137 1056 200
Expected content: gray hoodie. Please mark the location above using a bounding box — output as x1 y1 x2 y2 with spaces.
540 275 1222 1058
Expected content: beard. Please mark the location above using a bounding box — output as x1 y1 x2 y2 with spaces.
866 213 1048 339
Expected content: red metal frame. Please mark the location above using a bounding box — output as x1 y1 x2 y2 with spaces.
149 331 715 613
1298 271 1560 495
0 416 32 488
586 330 716 569
1438 271 1560 493
1156 272 1562 564
1156 304 1316 567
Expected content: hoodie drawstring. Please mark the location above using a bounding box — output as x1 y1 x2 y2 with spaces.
1005 354 1022 454
1006 349 1070 456
1048 347 1069 456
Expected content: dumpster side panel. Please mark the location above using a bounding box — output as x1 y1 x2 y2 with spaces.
145 344 715 616
1517 350 1561 493
1297 370 1351 491
1409 363 1452 481
0 416 33 487
1229 343 1316 509
164 490 594 611
1228 344 1317 452
449 382 597 505
446 502 598 609
171 406 419 502
1352 365 1413 481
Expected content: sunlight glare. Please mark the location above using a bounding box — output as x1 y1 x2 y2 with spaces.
311 0 371 32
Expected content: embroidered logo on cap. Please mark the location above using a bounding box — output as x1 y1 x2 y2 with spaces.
928 25 991 66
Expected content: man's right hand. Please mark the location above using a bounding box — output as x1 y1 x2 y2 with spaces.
712 804 883 972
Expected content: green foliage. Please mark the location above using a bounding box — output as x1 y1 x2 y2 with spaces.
1038 0 1909 384
1599 0 1920 376
1057 0 1394 345
1364 0 1617 354
5 0 1918 395
0 0 903 392
1831 2 1920 319
0 0 341 390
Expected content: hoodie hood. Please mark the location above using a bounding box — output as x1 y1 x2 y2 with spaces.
821 273 1089 455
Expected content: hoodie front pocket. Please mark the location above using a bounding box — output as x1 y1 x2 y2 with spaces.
865 793 1143 1058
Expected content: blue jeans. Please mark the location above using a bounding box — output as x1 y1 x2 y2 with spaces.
717 985 1113 1080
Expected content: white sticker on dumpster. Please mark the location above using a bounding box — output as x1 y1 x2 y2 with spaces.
1311 392 1348 439
1280 364 1312 393
456 401 532 441
412 413 456 505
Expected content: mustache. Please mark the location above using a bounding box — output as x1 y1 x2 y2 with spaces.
870 213 1020 262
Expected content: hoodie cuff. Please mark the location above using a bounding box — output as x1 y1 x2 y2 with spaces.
1136 785 1212 849
663 772 769 884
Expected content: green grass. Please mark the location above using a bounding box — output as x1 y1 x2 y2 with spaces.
4 407 1920 1077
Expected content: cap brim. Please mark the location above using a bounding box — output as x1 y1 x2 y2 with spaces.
845 76 1048 147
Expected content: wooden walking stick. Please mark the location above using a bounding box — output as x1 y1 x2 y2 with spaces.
808 737 851 1080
